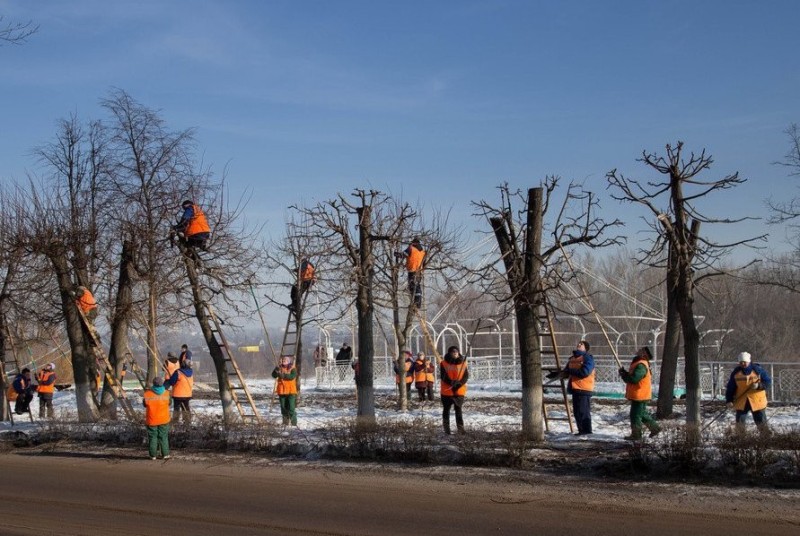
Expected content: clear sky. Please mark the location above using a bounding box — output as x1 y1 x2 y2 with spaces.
2 0 799 253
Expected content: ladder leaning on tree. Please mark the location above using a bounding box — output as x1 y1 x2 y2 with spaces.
540 292 574 433
199 300 262 423
75 306 138 420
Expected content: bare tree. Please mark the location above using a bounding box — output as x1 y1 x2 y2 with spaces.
0 15 38 45
26 115 112 421
101 88 199 382
607 142 765 428
473 180 622 441
296 190 387 423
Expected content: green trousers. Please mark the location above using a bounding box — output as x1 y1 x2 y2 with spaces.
629 401 659 437
147 424 170 458
279 394 297 425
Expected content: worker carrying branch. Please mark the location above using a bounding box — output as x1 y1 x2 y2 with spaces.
289 258 316 313
395 237 425 308
171 200 210 251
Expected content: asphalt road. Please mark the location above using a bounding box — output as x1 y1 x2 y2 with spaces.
0 451 797 535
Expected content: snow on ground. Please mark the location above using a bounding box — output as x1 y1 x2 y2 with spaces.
4 378 797 443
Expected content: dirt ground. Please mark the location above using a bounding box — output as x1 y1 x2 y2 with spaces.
1 448 798 536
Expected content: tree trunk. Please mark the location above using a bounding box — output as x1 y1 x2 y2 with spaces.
0 313 10 422
180 248 237 424
517 304 544 441
51 252 99 422
656 282 681 418
355 206 376 424
490 187 545 442
101 239 136 418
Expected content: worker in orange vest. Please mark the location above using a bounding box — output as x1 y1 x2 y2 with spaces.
172 200 211 251
74 286 98 323
289 259 316 313
725 351 772 434
165 359 194 424
164 352 180 381
36 363 57 419
272 355 298 426
440 346 468 434
619 346 661 440
143 376 171 460
413 352 435 402
396 237 425 308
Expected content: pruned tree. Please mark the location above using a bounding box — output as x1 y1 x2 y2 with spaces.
607 142 766 428
296 190 386 424
261 210 336 386
172 186 266 426
473 179 622 441
372 197 460 410
26 114 112 421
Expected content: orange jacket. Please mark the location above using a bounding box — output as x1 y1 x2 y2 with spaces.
405 244 425 272
625 359 652 401
413 358 427 385
76 289 97 314
36 370 56 394
185 204 211 237
143 388 171 426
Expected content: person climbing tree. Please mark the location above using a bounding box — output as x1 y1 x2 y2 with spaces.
172 200 210 251
396 237 425 308
289 258 316 313
74 285 98 323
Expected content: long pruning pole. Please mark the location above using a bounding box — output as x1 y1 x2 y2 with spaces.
558 243 623 368
701 385 755 433
249 281 279 366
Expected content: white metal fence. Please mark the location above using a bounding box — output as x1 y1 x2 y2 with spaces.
314 356 800 403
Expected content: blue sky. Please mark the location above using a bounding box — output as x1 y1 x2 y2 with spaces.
2 0 799 253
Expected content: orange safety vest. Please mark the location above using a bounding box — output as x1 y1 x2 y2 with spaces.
406 245 425 272
733 369 768 412
425 362 435 383
164 360 180 380
185 204 211 237
300 262 315 282
275 366 298 395
625 359 652 401
6 384 18 401
440 360 467 397
76 289 97 314
395 359 413 384
36 370 56 394
413 359 427 385
143 389 171 426
172 370 194 398
568 354 595 392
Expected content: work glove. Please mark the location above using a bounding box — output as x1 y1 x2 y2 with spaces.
618 367 627 377
450 382 461 392
752 382 763 391
545 370 561 380
726 402 734 409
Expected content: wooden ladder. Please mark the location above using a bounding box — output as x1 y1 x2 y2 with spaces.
76 307 138 420
540 296 574 433
1 327 33 424
201 301 261 423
